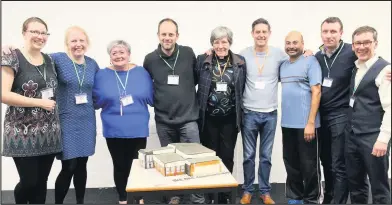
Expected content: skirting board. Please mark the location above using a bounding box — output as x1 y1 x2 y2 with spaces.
2 180 391 204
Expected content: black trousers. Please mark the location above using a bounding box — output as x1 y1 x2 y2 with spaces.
345 130 391 204
55 157 89 204
318 115 349 204
13 153 56 204
282 127 320 204
106 138 147 201
200 113 238 203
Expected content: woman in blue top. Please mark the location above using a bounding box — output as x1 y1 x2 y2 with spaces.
51 26 100 204
93 40 153 204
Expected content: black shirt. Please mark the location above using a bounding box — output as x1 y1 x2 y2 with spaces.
143 44 199 125
315 42 358 118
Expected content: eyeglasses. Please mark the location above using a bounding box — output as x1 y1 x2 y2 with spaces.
26 30 50 37
353 41 374 48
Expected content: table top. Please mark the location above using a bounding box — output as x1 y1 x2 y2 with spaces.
126 159 238 192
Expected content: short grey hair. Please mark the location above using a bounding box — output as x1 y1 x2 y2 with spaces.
107 40 131 54
210 26 233 46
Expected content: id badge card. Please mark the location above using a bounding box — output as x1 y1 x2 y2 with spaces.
216 82 227 92
41 88 54 99
349 96 355 108
168 75 179 85
120 95 133 107
322 77 334 87
75 93 88 104
255 81 266 90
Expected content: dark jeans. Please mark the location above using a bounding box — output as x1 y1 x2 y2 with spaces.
345 130 391 204
200 113 238 203
55 157 89 204
155 121 204 204
241 109 277 195
282 127 321 204
106 138 147 201
13 153 56 204
318 114 349 204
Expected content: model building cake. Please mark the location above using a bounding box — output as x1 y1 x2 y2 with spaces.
168 143 216 158
153 153 186 176
138 146 175 168
185 156 223 177
138 143 223 177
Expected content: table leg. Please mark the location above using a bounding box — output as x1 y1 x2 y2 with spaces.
213 192 219 204
231 188 237 204
127 193 135 204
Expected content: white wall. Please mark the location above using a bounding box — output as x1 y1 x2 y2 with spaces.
1 1 391 190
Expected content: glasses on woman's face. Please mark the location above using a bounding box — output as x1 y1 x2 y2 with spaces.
26 30 50 37
353 40 374 48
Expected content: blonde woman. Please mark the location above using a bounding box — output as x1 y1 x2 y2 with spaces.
51 26 100 204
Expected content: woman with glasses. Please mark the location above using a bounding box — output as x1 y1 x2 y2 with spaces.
1 17 62 204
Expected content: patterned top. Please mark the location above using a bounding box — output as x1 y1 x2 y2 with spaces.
206 56 236 116
2 49 62 157
51 52 99 160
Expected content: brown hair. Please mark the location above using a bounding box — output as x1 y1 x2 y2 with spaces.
321 17 343 31
22 17 48 33
252 18 271 32
157 18 179 34
352 26 378 42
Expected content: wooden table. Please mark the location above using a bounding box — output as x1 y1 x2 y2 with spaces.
126 159 238 204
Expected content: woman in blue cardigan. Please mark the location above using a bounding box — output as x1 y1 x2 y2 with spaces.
93 40 153 204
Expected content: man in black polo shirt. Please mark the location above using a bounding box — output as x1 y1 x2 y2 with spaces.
142 18 203 204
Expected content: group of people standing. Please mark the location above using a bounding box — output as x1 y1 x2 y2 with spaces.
1 15 390 205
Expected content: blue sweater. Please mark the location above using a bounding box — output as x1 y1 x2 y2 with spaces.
93 66 153 138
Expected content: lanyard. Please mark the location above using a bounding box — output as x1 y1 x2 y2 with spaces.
72 59 86 92
215 55 230 82
323 42 344 78
24 49 47 82
35 64 47 82
114 68 130 96
254 48 269 76
159 48 180 74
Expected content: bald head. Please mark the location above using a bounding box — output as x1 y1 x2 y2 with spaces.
285 31 304 60
286 31 304 42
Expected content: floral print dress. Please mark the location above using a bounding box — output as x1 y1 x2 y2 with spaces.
1 49 62 157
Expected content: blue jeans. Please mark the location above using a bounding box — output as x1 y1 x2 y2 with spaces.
241 109 277 195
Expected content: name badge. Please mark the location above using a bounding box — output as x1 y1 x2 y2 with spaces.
121 95 133 107
349 97 355 108
255 81 265 90
168 75 179 85
322 77 334 87
75 93 88 104
41 88 54 99
216 82 227 92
